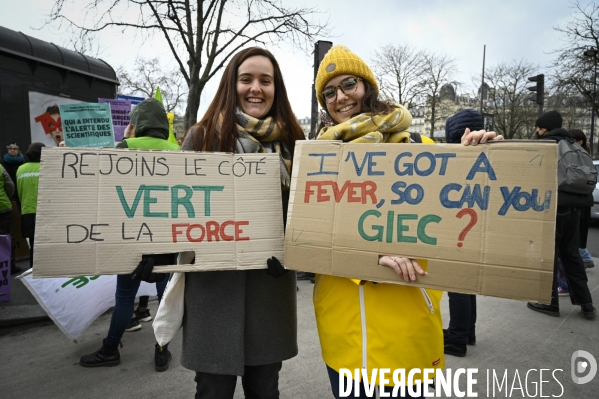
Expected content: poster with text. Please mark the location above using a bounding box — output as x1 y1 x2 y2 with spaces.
29 91 83 147
34 148 284 277
285 141 558 303
59 103 115 148
99 98 132 142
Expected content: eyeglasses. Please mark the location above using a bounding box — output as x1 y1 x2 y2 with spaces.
7 147 18 151
321 77 362 104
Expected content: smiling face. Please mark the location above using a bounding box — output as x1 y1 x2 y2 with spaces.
236 55 275 119
324 74 366 124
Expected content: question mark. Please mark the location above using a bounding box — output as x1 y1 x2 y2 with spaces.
456 208 478 248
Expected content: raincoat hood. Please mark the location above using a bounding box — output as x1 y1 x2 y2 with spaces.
129 98 169 140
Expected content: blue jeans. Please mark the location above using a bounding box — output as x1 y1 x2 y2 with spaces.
106 274 169 346
326 366 428 398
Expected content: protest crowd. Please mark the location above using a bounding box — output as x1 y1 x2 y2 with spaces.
2 42 598 399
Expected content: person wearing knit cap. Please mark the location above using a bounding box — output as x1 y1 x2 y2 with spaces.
534 110 563 134
312 45 503 398
526 110 596 319
16 142 45 268
442 109 484 359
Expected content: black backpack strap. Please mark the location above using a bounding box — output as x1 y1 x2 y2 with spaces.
409 132 422 143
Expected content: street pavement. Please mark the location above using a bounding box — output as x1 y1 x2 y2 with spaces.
1 259 598 398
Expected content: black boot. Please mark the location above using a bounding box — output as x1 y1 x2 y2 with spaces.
527 302 560 317
79 339 121 367
443 330 467 357
581 304 597 319
155 343 172 372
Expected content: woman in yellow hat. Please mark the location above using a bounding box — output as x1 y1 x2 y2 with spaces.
313 45 501 398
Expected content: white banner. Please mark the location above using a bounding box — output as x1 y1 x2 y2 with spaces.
20 270 157 342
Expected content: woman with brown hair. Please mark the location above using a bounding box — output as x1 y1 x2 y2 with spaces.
180 47 304 398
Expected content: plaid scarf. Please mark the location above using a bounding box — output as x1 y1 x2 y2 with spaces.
234 107 292 189
317 105 412 143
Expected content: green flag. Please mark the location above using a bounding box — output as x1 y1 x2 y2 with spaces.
153 87 179 147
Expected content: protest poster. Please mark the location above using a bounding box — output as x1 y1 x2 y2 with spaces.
20 270 157 341
285 141 558 303
0 235 11 302
99 98 132 142
29 91 82 147
59 103 115 148
33 148 283 277
117 94 145 106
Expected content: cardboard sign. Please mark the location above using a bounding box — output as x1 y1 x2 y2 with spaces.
59 103 115 148
285 141 557 303
34 148 283 277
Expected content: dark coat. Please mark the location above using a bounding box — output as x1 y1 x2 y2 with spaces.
537 128 594 208
179 131 298 376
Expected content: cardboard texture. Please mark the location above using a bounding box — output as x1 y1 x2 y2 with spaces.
285 141 558 303
34 148 284 277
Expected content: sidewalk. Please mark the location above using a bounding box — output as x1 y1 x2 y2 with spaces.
1 260 598 398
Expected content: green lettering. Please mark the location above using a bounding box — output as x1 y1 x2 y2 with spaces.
116 185 145 218
358 210 383 242
143 185 169 218
171 185 195 218
417 215 442 245
396 214 418 243
192 186 224 216
386 210 394 243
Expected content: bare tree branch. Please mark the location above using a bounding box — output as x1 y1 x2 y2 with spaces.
46 0 330 129
116 57 188 114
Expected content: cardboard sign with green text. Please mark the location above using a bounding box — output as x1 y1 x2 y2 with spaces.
34 148 284 277
285 141 557 303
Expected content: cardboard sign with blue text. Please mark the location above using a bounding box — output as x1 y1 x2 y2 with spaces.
59 103 115 148
284 141 557 303
33 148 283 277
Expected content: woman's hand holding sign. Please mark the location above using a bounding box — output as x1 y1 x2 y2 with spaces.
461 128 504 146
379 255 425 282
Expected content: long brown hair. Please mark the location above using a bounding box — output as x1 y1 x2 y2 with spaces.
185 47 305 157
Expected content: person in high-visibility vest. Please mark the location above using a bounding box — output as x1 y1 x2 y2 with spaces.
80 98 178 372
16 142 45 269
0 155 16 273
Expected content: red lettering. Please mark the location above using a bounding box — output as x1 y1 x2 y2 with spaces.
363 181 378 204
347 182 361 202
235 221 250 241
317 181 330 202
220 220 235 241
304 181 319 203
333 180 351 202
172 223 189 243
172 221 250 242
206 221 220 242
186 224 205 242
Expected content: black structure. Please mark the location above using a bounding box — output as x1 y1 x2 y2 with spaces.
527 74 544 117
310 40 332 139
0 25 119 148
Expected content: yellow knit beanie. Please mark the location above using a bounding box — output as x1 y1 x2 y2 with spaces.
315 45 378 108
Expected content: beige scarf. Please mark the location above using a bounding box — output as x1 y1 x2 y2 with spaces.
234 107 292 189
317 104 413 143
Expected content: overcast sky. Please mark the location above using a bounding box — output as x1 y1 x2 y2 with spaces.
0 0 581 119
